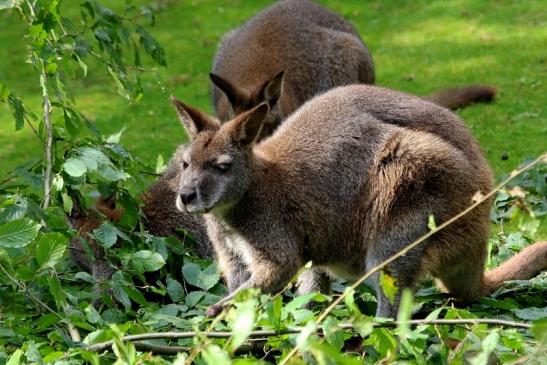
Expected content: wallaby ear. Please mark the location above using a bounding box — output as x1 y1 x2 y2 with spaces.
170 96 220 140
231 103 269 146
210 73 246 109
261 71 284 108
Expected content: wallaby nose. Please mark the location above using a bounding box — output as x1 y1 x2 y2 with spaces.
180 190 197 205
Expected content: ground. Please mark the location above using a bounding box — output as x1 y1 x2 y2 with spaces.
0 0 545 179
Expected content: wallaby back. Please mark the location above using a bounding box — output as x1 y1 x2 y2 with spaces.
211 0 374 129
173 84 544 318
211 0 496 138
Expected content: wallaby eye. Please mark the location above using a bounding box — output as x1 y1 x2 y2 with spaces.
213 163 231 173
182 161 189 169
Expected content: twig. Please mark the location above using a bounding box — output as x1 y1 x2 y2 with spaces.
184 310 228 365
40 65 53 210
84 318 531 353
279 152 547 364
131 341 261 355
0 263 63 321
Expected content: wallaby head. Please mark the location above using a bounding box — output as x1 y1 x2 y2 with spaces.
210 71 284 138
171 97 268 215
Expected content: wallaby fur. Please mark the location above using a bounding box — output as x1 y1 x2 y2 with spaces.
211 0 374 137
69 155 212 294
172 84 546 318
210 0 495 139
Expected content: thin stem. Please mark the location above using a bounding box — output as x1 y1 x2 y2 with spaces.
40 65 53 210
0 262 63 321
84 318 532 353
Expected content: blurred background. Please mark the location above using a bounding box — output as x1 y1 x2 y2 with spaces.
1 0 545 177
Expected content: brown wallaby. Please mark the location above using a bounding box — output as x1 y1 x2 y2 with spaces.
171 84 546 318
210 0 495 137
69 153 212 293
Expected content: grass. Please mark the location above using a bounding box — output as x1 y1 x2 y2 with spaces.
0 1 545 178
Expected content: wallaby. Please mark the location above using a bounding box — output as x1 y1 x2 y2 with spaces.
171 84 546 318
210 0 495 137
69 153 212 295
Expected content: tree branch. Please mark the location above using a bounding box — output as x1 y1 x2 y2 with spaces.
85 318 532 354
40 67 53 210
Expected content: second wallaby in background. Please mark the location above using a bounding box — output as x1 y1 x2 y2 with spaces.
69 153 212 298
210 0 495 137
172 84 546 318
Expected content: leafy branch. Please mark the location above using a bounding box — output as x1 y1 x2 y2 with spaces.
85 318 532 353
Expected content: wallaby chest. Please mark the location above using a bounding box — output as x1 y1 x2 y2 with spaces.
208 217 255 266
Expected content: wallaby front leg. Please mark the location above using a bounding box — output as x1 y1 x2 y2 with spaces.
206 256 300 317
205 278 255 317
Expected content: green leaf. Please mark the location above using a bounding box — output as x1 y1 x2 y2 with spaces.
166 275 185 302
9 95 24 130
514 307 547 320
75 271 95 283
84 305 103 325
379 271 398 305
532 318 547 345
428 214 437 231
296 321 317 351
0 196 29 223
0 218 41 248
91 222 118 248
128 250 165 273
230 300 256 352
202 345 230 365
63 157 87 177
36 232 68 270
285 292 326 313
6 349 22 365
77 147 111 169
353 316 374 338
469 330 499 365
323 316 345 351
182 262 220 290
105 127 126 143
61 192 73 214
395 289 413 341
0 0 22 11
48 274 67 308
135 25 166 66
52 175 63 191
25 341 42 364
266 296 283 330
96 164 128 182
111 271 132 311
185 291 205 308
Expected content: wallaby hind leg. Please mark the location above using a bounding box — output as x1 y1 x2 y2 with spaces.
296 268 331 296
435 256 485 302
366 220 429 318
367 251 424 319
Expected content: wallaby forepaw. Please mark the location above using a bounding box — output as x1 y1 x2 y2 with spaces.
205 304 224 317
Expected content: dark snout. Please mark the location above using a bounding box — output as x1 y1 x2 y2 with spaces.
176 188 197 212
180 189 197 205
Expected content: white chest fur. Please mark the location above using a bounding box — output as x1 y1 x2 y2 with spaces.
224 231 254 266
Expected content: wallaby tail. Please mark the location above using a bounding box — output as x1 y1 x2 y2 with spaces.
425 85 496 110
482 241 547 294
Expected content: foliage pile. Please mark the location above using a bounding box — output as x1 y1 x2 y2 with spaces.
0 1 545 364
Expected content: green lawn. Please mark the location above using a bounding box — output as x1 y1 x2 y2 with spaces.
1 0 545 177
